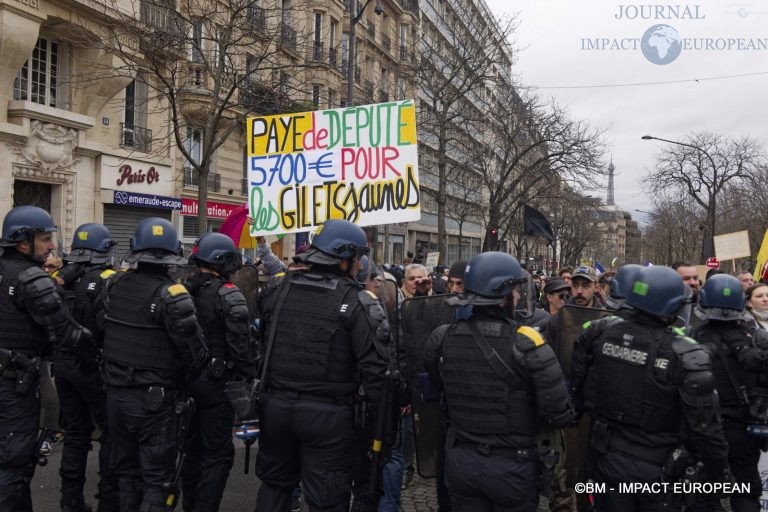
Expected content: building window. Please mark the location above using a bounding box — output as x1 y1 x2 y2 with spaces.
312 85 321 107
328 89 336 109
121 76 151 152
190 19 204 63
397 78 406 100
184 127 204 166
13 38 60 107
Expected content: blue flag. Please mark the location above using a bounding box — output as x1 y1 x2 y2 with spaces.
594 261 605 275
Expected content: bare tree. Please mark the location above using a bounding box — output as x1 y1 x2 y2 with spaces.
443 165 484 261
643 132 764 261
70 0 316 234
466 91 607 252
415 8 519 262
546 188 602 267
640 194 703 265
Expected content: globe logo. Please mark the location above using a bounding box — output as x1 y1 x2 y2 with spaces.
641 24 682 65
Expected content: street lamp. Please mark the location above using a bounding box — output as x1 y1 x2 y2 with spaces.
636 209 673 265
641 134 718 262
346 0 383 108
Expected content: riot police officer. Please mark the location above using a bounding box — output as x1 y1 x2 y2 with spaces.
571 265 729 511
423 252 573 511
181 233 256 512
0 205 90 512
689 274 765 511
56 223 118 512
255 219 388 511
97 218 207 511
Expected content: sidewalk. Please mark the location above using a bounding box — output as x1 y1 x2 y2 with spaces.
400 475 439 512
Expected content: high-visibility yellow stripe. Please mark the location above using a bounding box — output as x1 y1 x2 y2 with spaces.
372 439 382 452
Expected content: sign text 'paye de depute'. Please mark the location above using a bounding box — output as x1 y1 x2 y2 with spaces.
245 100 421 236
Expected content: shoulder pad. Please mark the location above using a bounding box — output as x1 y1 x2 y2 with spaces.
673 338 710 371
166 283 189 297
218 282 242 296
274 271 286 278
516 325 546 351
100 269 116 280
583 315 621 331
358 289 379 305
17 265 51 284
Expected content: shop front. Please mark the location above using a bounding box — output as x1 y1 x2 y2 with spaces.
99 155 179 260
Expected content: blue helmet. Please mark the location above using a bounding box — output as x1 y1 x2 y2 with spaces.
625 266 689 320
1 205 57 247
126 218 184 265
606 264 643 309
463 252 526 305
296 219 369 266
696 273 745 321
65 223 116 264
190 232 242 277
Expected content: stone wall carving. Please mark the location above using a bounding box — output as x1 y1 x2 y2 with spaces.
12 121 80 174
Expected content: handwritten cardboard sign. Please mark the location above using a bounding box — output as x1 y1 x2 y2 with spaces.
246 100 421 235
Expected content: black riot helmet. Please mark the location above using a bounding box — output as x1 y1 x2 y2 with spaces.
64 223 116 265
294 219 369 267
125 217 185 265
1 205 57 247
462 252 527 306
356 255 379 283
189 232 242 278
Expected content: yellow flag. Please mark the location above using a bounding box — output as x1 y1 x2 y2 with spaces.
753 229 768 281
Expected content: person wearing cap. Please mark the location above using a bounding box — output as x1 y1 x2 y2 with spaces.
0 206 93 511
97 218 208 511
570 266 602 308
446 261 467 294
543 278 571 316
255 219 388 511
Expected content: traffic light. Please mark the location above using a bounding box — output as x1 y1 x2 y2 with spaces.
486 227 499 251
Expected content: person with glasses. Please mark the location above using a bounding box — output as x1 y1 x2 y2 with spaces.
542 278 571 316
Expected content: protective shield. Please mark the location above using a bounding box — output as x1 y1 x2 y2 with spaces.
232 264 261 319
401 295 457 478
555 305 611 375
554 304 611 502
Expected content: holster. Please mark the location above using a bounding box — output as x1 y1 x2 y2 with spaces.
589 419 610 453
0 348 41 396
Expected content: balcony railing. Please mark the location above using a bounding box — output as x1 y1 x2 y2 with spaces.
367 21 375 39
120 123 152 153
382 34 391 53
247 5 266 30
186 63 207 88
312 41 323 62
399 45 409 61
281 25 297 50
363 80 374 102
140 1 185 48
379 90 389 102
184 167 221 192
328 47 337 67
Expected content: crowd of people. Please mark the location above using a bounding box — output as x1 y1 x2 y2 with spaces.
2 203 768 512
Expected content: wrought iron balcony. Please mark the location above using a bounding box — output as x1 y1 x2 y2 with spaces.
281 25 297 50
328 47 337 67
382 34 391 53
312 41 323 62
399 45 408 61
120 123 152 153
184 167 221 192
247 5 266 30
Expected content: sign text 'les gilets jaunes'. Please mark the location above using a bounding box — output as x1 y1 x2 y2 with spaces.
245 100 421 236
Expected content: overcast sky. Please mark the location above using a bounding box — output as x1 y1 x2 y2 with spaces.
481 0 768 220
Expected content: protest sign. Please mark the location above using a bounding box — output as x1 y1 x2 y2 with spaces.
246 100 421 236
